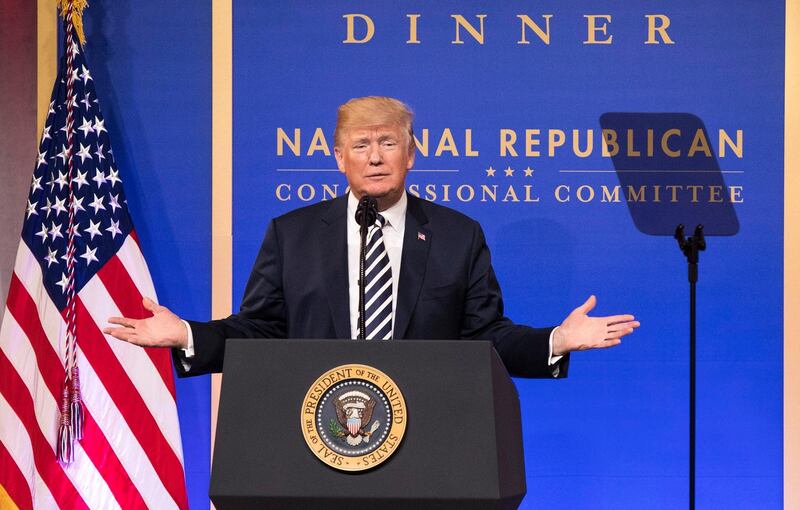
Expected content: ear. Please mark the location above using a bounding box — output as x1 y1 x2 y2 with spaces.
406 144 415 170
334 146 346 174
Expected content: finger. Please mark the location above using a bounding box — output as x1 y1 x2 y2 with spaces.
605 328 635 340
576 295 596 314
605 314 635 325
142 297 164 314
107 317 136 328
104 328 137 341
597 338 621 349
607 320 640 333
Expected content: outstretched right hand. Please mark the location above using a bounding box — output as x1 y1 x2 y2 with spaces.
104 297 189 349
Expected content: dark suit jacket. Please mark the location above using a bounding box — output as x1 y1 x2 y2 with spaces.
174 194 568 378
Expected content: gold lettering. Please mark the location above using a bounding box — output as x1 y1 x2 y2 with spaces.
573 129 593 157
517 14 552 45
414 129 429 157
627 185 646 202
688 129 712 157
645 14 674 44
602 185 621 202
435 128 459 156
500 129 518 157
719 129 743 158
584 15 613 44
602 129 619 156
729 186 743 203
627 129 640 156
407 14 421 44
465 129 479 156
481 184 497 202
277 128 300 156
555 185 570 202
307 128 331 156
661 129 681 157
342 14 375 44
526 129 541 157
548 129 565 157
451 14 487 44
276 184 291 202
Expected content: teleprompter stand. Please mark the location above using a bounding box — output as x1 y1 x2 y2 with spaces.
675 224 706 510
209 339 527 509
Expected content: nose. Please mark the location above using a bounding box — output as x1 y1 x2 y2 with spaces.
368 144 382 166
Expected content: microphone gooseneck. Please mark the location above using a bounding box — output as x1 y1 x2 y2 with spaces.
356 196 378 340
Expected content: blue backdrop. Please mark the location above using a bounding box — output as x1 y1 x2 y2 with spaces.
85 1 783 508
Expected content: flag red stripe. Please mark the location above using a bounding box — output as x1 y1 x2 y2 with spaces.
0 351 89 510
0 440 33 510
80 412 149 510
6 275 150 508
97 255 177 399
6 275 64 399
73 298 188 510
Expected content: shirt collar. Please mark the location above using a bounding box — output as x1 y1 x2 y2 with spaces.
347 191 407 235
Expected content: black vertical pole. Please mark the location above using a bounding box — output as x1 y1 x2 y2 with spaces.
675 224 704 510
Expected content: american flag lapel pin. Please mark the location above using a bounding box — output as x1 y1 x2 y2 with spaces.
417 231 426 241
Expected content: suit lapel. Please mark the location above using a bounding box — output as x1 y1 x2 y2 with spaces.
394 196 430 339
319 196 351 339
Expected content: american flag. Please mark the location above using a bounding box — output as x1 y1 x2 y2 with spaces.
0 10 188 510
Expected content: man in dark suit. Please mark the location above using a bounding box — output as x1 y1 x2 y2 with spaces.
105 97 639 377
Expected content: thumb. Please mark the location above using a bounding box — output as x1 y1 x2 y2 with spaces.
142 297 163 314
576 295 596 314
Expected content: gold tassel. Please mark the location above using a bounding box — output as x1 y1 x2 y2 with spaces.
57 0 89 45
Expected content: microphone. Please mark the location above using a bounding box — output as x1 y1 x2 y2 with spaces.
355 195 378 227
355 196 378 339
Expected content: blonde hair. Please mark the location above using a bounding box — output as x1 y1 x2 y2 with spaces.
334 96 415 151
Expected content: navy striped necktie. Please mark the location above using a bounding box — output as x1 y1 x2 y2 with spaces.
361 214 393 340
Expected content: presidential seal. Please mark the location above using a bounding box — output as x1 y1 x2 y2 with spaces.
301 364 407 472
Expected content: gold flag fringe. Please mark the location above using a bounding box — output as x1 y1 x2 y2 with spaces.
57 0 89 45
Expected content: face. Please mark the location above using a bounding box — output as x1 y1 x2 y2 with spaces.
334 125 415 211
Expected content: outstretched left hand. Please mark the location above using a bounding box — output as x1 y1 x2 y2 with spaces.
552 295 640 356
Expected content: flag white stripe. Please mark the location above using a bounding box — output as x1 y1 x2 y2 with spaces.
80 276 183 458
0 392 58 510
2 312 121 510
116 236 158 304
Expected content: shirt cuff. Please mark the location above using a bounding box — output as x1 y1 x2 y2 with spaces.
180 321 194 371
548 326 563 377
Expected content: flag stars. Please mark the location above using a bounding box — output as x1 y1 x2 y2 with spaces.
79 65 92 84
70 195 86 214
40 197 52 218
80 245 99 266
30 176 43 193
93 117 107 136
52 196 68 216
85 219 102 240
45 247 59 267
80 92 93 111
48 101 55 115
78 117 94 138
95 143 106 162
106 168 121 187
26 200 38 219
108 194 121 213
41 124 52 143
55 171 69 191
73 170 89 190
76 143 92 163
67 223 82 238
89 194 106 214
36 151 48 168
56 272 70 294
56 145 71 165
48 221 64 242
92 169 107 187
35 223 49 243
106 219 122 239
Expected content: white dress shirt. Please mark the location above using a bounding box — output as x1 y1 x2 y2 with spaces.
347 191 405 339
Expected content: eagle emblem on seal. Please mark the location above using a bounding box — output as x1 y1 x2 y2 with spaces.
332 390 381 446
